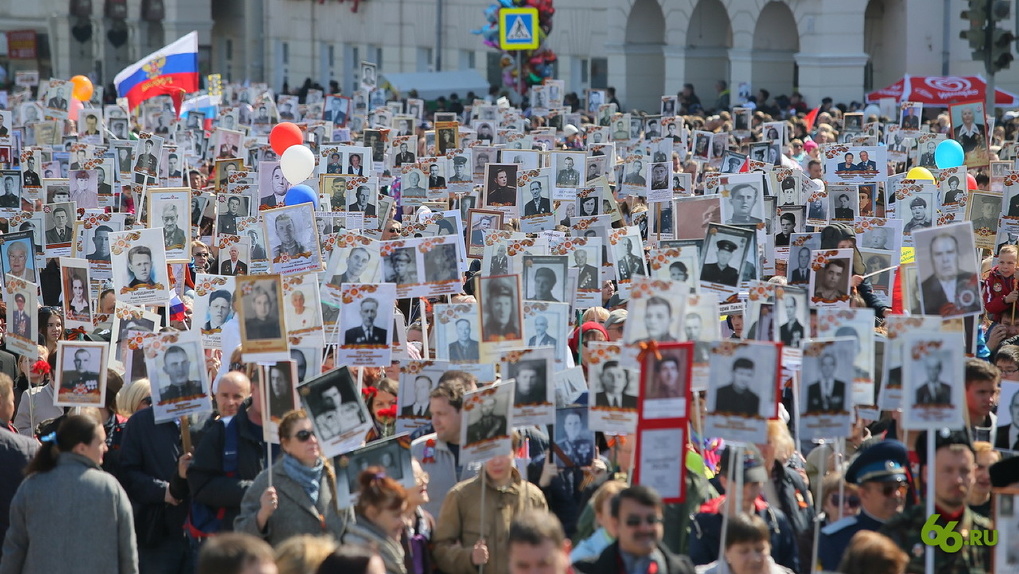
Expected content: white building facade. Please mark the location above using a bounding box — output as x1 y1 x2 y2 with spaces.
2 0 1018 111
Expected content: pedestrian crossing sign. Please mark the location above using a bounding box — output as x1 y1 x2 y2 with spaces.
499 8 540 51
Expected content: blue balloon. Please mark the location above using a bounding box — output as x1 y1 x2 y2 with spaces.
284 184 318 208
934 139 965 169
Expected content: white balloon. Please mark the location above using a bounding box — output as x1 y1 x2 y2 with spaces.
279 145 316 185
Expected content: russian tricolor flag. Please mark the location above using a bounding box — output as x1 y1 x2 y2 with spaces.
114 31 199 111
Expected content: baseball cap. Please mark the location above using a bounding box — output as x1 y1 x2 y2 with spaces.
718 444 768 483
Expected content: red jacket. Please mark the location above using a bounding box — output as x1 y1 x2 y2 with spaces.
983 267 1017 321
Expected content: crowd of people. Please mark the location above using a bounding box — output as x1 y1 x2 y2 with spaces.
0 65 1018 574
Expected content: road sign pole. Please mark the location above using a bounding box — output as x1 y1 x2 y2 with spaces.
498 7 540 98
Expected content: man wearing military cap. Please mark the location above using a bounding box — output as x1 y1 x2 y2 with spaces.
879 432 992 574
449 156 470 183
817 439 910 571
700 238 740 286
903 196 932 234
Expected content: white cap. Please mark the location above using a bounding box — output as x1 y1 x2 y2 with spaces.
564 124 580 137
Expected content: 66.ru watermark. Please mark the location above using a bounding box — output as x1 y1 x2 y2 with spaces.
922 514 997 552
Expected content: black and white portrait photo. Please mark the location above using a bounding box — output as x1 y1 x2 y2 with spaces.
479 274 523 344
554 407 595 468
523 255 567 302
262 204 322 275
299 367 371 456
145 334 211 422
913 222 983 318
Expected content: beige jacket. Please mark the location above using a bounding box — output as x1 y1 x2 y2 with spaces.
432 468 547 574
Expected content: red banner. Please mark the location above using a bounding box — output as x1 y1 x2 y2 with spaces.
7 30 38 60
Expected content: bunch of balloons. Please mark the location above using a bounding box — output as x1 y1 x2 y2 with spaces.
268 122 319 208
905 140 968 185
472 0 557 93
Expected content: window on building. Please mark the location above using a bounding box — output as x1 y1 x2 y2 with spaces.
417 47 433 72
591 58 608 89
487 52 502 90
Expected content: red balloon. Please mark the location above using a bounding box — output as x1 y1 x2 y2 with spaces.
967 173 978 190
269 122 304 156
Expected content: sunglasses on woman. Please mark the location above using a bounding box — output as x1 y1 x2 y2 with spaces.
294 429 315 442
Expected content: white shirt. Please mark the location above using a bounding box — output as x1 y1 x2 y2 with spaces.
938 277 957 304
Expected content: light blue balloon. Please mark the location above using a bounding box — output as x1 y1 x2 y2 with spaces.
934 139 965 169
284 184 318 208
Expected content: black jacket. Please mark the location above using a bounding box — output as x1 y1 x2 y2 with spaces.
769 462 816 537
0 429 39 560
187 402 278 531
574 541 695 574
118 406 191 547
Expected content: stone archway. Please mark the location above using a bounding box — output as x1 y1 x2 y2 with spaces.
752 1 799 100
624 0 666 113
864 0 907 92
685 0 732 109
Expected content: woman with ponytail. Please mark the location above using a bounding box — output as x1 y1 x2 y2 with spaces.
235 409 353 545
0 412 138 573
342 466 408 574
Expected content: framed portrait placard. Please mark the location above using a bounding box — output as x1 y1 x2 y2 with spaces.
262 360 299 442
522 301 570 365
704 340 781 444
877 316 943 411
337 283 395 367
396 360 450 434
685 293 721 392
553 405 596 469
74 212 126 282
586 342 640 434
144 331 213 423
110 228 170 306
633 425 687 503
146 187 191 262
913 222 983 318
460 381 515 466
282 273 324 344
808 249 854 308
900 331 966 431
1 230 38 286
236 274 290 363
816 308 877 406
798 338 856 440
502 347 555 426
622 278 688 346
261 204 323 276
380 235 462 299
638 342 692 422
299 366 373 458
434 303 481 364
323 232 382 295
4 274 37 359
476 274 525 359
59 257 93 331
551 236 602 308
54 340 109 408
333 434 414 508
192 274 236 350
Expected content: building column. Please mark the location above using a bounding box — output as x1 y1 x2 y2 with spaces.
663 45 686 96
795 52 869 108
728 48 754 106
603 43 626 106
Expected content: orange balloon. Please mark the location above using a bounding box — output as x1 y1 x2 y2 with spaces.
70 75 94 102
